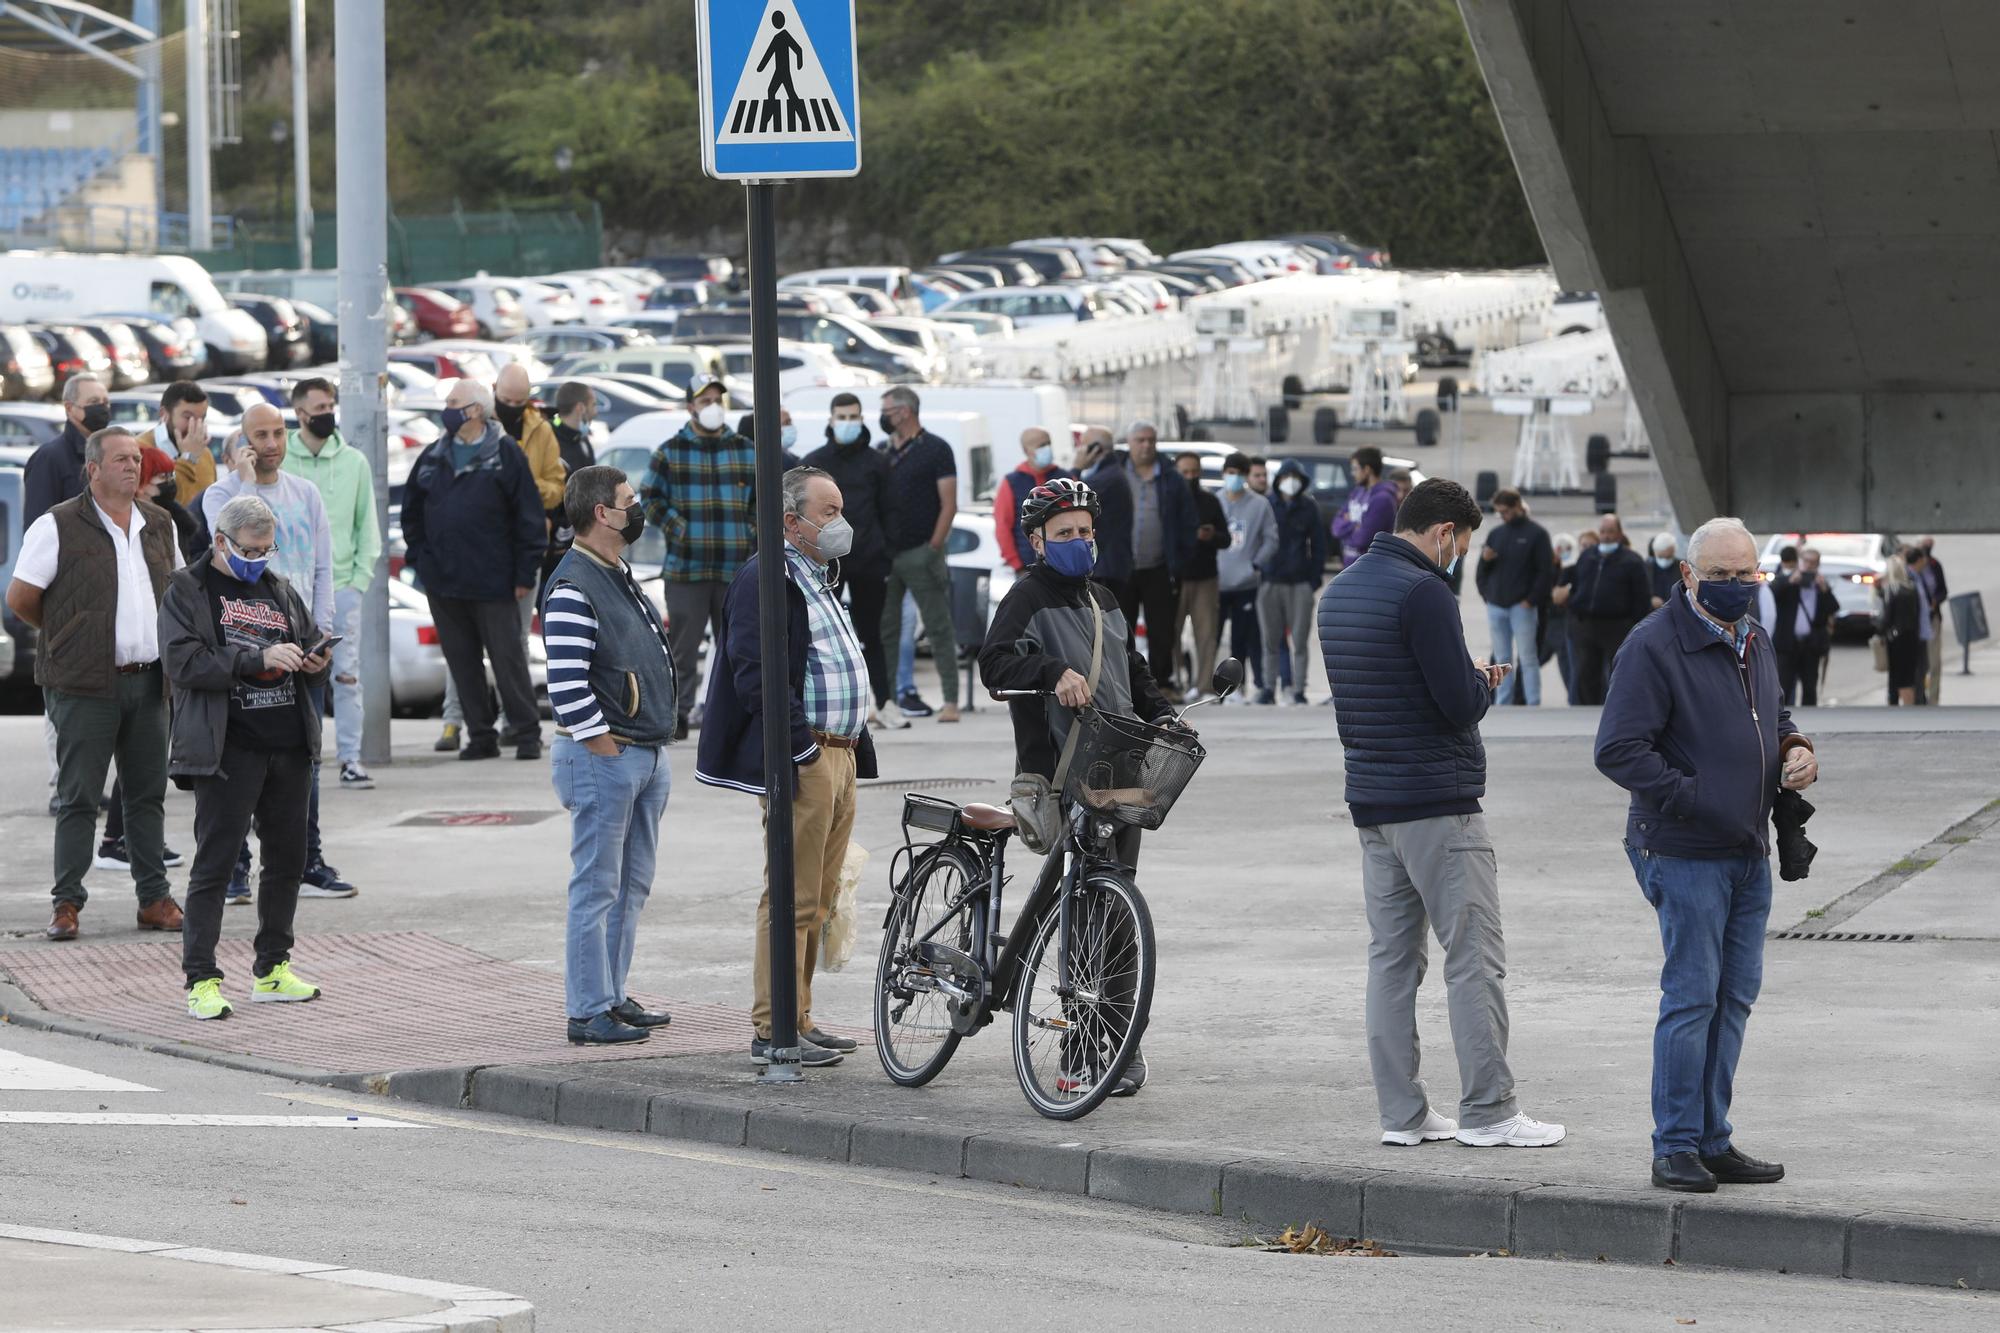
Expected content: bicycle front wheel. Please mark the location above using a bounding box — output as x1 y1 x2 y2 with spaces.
873 844 979 1086
1010 869 1155 1120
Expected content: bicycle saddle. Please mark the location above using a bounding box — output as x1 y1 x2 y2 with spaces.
958 802 1016 832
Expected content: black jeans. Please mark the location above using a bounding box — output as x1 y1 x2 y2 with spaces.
841 558 893 709
183 743 312 986
1775 645 1827 707
430 593 541 748
1117 564 1180 687
1219 588 1262 687
1568 617 1631 706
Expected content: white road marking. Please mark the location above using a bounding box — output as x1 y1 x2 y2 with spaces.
0 1047 157 1093
0 1112 429 1128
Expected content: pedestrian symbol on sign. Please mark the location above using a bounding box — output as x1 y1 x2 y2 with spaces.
716 1 852 145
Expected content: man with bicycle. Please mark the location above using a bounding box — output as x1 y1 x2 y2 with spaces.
978 477 1179 1096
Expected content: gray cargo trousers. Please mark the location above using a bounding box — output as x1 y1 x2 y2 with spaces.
1356 812 1519 1133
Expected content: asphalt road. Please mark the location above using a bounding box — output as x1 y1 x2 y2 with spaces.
2 1025 1993 1332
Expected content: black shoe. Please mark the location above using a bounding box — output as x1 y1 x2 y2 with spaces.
93 838 131 872
1651 1152 1718 1193
611 998 672 1029
458 739 501 761
568 1012 649 1045
1700 1146 1785 1184
674 717 690 741
896 689 935 718
299 861 358 899
749 1036 841 1067
801 1026 857 1053
515 739 543 761
163 845 185 868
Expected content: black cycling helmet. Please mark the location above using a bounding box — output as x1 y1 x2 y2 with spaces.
1019 476 1100 533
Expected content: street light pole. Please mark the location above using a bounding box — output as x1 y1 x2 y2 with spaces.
291 0 313 268
270 117 288 247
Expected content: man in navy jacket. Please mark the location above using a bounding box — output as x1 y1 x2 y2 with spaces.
1595 516 1819 1194
1320 479 1565 1151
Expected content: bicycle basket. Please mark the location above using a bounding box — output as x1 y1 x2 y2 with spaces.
1060 708 1206 830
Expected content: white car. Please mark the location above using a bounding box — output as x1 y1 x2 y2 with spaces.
427 279 530 339
423 339 552 381
932 309 1017 339
860 317 952 380
780 266 921 313
710 339 883 395
1758 531 1899 636
1014 237 1128 278
528 273 632 322
932 285 1106 329
1170 242 1314 279
440 277 581 331
387 576 547 714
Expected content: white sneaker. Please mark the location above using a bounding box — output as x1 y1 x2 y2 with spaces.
1381 1108 1458 1146
1456 1112 1566 1147
1182 685 1203 704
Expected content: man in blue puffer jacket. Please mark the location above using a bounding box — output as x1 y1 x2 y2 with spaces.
1320 479 1566 1151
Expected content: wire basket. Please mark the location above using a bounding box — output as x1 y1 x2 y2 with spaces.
1061 707 1207 830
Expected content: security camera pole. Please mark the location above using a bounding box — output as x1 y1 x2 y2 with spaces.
697 1 862 1083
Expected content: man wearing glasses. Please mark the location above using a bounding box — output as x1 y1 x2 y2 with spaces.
1595 517 1820 1195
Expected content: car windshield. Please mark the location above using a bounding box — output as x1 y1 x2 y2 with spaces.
1774 533 1879 561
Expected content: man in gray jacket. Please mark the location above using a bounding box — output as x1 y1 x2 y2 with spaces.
1216 452 1276 698
161 495 332 1021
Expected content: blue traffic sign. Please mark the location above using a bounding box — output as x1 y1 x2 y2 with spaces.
698 0 860 180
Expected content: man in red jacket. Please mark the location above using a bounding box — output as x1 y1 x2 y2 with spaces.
993 427 1069 573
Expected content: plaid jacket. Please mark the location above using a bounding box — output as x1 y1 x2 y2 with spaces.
637 423 758 583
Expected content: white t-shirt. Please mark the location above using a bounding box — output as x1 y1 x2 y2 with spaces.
14 500 187 666
201 469 334 627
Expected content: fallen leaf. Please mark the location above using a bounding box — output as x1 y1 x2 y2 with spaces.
229 1198 248 1206
1257 1225 1398 1258
1676 1320 1697 1326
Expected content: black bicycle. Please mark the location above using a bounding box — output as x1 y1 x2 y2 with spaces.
872 659 1242 1119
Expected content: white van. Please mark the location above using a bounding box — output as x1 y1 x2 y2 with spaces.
3 251 268 373
785 380 1071 471
781 266 918 313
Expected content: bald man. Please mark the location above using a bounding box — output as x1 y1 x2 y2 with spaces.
494 363 568 522
993 427 1069 572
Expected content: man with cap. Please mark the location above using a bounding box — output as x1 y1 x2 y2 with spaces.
639 374 757 741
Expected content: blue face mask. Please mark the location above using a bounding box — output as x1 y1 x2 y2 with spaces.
1224 474 1247 494
1041 536 1097 579
1435 531 1459 578
1597 541 1620 556
441 406 471 437
223 535 270 584
831 419 863 445
1694 577 1756 623
1653 555 1675 569
1033 445 1054 469
781 423 798 449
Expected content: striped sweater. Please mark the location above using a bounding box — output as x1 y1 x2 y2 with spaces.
541 567 674 741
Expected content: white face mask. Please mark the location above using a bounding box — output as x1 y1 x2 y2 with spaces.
1278 477 1303 498
797 513 853 562
695 403 726 432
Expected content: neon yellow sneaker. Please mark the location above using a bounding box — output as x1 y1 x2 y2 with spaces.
250 961 321 1004
186 978 233 1021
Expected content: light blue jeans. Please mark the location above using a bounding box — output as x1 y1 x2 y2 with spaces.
1486 602 1541 705
331 585 364 764
895 592 919 696
552 737 672 1020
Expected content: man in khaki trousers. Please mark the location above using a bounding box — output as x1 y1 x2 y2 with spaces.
695 468 879 1069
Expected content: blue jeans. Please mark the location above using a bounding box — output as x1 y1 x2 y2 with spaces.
552 737 672 1020
1626 847 1771 1159
1486 602 1541 705
895 593 918 696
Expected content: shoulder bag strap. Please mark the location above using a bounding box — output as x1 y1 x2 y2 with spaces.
1050 595 1105 793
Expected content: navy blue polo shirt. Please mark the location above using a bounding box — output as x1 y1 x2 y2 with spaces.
883 429 956 554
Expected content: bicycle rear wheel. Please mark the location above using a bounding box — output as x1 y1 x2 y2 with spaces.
1011 869 1155 1120
873 843 980 1086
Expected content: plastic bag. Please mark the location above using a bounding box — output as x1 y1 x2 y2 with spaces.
820 841 870 972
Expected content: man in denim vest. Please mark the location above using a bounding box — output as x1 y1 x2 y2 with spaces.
543 465 678 1045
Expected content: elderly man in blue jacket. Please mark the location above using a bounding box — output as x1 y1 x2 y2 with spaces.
1595 516 1819 1195
1321 479 1565 1151
697 467 879 1071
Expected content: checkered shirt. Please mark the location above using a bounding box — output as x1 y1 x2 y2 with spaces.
785 544 870 739
637 423 757 583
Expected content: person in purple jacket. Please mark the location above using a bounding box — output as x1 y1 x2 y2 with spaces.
1594 516 1820 1196
1331 446 1398 568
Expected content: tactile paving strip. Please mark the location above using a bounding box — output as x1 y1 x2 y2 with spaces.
0 931 865 1075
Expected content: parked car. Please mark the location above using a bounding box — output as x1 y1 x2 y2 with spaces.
387 346 497 383
939 245 1083 284
531 376 681 433
2 324 55 400
638 253 739 291
931 285 1105 329
930 309 1017 339
1758 532 1900 638
669 309 925 380
0 464 39 687
643 281 713 313
1279 232 1392 271
528 273 632 322
710 340 883 395
423 339 551 381
922 263 1009 290
553 344 726 395
1014 237 1128 278
511 325 657 361
383 575 548 715
27 324 113 389
67 319 150 389
393 287 479 340
226 294 312 369
781 266 920 311
102 313 205 381
0 402 68 450
428 279 531 339
287 298 343 364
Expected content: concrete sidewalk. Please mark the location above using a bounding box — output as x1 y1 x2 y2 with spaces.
3 709 1998 1293
0 1224 531 1332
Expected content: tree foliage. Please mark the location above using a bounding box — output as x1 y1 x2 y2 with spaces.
193 0 1541 268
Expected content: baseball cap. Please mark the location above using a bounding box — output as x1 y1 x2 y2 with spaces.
687 374 726 403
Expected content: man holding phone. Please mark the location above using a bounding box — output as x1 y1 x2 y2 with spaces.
1319 479 1564 1151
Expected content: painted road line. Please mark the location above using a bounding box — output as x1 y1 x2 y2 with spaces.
0 1047 157 1093
0 1112 429 1128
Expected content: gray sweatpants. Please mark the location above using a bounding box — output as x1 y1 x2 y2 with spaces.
1357 812 1518 1132
1258 581 1316 696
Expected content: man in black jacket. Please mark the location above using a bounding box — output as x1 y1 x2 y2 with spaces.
802 392 895 725
1474 489 1553 705
1320 480 1563 1150
1770 546 1838 706
1554 513 1652 705
24 373 109 526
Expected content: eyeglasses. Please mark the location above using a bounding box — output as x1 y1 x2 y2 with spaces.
1693 567 1759 584
225 535 279 561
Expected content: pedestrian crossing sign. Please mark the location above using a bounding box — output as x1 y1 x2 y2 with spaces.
698 0 861 180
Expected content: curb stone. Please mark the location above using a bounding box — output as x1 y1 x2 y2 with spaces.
8 972 1998 1297
0 1222 533 1332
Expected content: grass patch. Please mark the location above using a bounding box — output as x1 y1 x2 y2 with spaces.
1805 908 1825 919
1890 856 1938 875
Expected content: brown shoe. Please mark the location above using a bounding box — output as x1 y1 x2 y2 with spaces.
136 896 184 932
46 902 80 941
937 704 961 724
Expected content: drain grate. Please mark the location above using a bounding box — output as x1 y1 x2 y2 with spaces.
859 777 991 793
1770 930 1918 943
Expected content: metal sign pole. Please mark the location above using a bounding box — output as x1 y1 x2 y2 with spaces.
748 181 802 1083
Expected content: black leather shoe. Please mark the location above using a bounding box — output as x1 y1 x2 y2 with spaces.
1651 1152 1718 1193
611 998 672 1029
459 740 501 761
801 1026 857 1052
515 739 543 761
1701 1146 1785 1184
567 1012 649 1045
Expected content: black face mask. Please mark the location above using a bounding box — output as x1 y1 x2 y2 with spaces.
610 504 646 546
495 402 526 435
80 403 111 432
153 478 178 506
879 412 897 436
306 411 337 439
